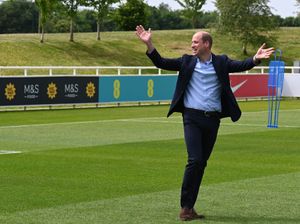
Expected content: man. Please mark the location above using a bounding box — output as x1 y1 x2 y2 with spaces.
135 25 274 221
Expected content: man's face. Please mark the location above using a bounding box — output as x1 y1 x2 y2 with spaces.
191 33 209 57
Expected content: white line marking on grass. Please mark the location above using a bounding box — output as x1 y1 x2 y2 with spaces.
0 116 181 129
0 150 22 155
1 118 299 129
118 118 182 124
0 119 131 129
0 109 299 129
222 123 300 128
119 117 300 128
120 119 300 128
242 108 300 115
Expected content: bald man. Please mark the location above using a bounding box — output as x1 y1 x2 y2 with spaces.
135 25 274 221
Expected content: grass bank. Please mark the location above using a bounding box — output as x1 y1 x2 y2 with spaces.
0 28 299 67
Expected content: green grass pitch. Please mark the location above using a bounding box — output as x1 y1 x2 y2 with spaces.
0 100 299 224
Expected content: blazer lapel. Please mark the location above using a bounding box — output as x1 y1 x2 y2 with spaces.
183 56 197 86
212 53 223 82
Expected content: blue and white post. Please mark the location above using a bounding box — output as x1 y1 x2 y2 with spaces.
267 49 285 128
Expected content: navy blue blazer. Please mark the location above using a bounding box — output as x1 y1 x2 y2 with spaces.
147 49 257 122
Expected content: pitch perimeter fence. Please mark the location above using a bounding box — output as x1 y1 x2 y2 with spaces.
0 66 299 109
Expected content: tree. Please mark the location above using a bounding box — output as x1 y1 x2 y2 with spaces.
83 0 119 40
115 0 147 31
35 0 56 43
175 0 206 28
146 3 192 30
0 0 38 34
297 0 300 16
215 0 278 55
61 0 81 41
76 9 96 32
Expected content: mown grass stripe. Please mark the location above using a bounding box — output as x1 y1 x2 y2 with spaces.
0 172 298 224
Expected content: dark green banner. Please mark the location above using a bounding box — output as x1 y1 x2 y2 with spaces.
0 77 99 106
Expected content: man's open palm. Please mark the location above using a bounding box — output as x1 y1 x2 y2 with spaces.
136 25 151 44
255 43 274 59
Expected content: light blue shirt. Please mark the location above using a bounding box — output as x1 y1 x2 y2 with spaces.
184 56 222 112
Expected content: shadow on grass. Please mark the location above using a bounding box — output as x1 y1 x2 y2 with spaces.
45 40 150 66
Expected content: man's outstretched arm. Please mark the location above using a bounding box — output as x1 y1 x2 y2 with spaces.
135 25 182 71
228 43 275 72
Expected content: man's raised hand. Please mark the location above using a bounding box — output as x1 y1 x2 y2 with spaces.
135 25 151 43
135 25 154 53
255 43 275 60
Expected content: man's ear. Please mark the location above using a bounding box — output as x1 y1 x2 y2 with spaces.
204 41 210 49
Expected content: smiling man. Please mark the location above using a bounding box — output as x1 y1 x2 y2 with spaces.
135 25 274 221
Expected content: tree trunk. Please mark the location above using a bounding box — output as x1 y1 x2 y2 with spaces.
97 19 101 41
70 18 74 42
40 25 44 43
38 11 41 34
243 43 248 55
192 14 196 29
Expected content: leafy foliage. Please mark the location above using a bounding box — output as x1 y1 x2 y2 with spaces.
215 0 278 55
0 0 298 37
61 0 82 41
146 4 190 30
115 0 148 31
0 0 38 34
175 0 206 28
36 0 58 42
82 0 119 40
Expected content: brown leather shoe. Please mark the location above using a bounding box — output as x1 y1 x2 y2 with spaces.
179 208 205 221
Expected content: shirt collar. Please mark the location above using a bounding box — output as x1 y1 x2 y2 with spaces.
205 54 213 65
197 54 213 65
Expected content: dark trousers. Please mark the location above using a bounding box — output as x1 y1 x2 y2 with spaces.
181 108 220 209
